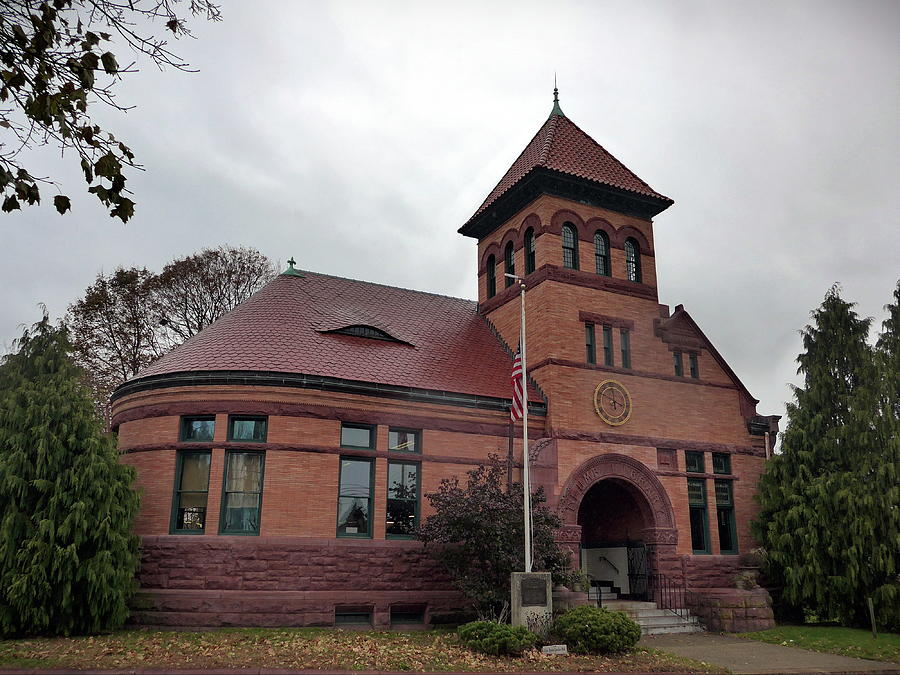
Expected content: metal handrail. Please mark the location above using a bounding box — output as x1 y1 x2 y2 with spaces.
646 572 694 620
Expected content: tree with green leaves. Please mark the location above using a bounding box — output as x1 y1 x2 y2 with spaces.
0 314 140 636
753 284 899 629
1 0 220 222
418 460 572 621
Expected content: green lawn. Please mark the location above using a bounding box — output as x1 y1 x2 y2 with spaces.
0 627 725 672
739 625 900 663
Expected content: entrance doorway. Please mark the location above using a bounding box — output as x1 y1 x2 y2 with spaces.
578 478 653 599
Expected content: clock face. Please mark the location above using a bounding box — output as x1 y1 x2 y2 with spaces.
593 380 632 426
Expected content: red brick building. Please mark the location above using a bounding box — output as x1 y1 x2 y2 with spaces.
113 93 779 628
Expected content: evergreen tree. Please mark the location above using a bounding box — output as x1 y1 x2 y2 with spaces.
0 315 140 636
753 285 899 628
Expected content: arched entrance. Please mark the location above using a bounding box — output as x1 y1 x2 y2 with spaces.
557 454 678 598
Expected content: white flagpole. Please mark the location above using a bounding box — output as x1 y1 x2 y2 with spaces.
519 279 532 574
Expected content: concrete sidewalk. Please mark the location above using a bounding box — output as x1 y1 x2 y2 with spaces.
641 633 900 674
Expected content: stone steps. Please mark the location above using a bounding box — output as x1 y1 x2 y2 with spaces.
598 598 704 635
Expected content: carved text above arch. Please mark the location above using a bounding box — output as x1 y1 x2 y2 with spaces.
557 453 676 529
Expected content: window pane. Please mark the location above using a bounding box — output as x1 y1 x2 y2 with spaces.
231 417 266 441
603 326 613 366
341 425 372 448
689 353 699 378
690 507 708 551
715 479 732 506
674 351 683 376
686 451 705 473
585 324 596 364
183 417 214 441
712 453 731 475
388 463 417 499
386 498 417 536
337 496 369 534
389 429 419 453
340 459 371 497
223 492 260 532
176 501 206 530
225 453 262 492
486 256 496 298
180 453 210 491
717 508 736 552
687 478 706 505
620 329 631 368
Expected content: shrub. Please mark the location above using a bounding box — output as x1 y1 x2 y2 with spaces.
553 605 641 654
457 620 538 656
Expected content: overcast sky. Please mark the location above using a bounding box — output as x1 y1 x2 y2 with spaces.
2 0 898 433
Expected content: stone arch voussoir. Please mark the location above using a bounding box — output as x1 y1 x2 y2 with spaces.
557 453 676 543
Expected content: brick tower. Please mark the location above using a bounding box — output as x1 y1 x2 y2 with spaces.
460 89 778 588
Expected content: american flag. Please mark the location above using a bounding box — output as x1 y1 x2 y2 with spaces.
510 345 526 422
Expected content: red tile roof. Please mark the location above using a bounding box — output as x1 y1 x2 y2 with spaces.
133 271 542 403
464 112 672 228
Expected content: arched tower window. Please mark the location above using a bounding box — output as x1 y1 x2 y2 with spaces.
524 228 536 274
594 230 610 276
562 223 579 270
625 238 641 283
504 242 515 287
486 255 496 298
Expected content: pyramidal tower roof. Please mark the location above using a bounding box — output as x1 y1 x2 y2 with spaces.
459 89 673 237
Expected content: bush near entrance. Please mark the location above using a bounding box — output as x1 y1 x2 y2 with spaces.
553 605 642 654
457 620 538 656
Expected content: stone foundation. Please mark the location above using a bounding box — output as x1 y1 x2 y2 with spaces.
132 536 469 628
688 588 775 633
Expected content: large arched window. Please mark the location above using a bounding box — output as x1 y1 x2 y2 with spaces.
504 242 515 287
524 228 536 274
625 238 641 283
594 230 610 276
562 223 579 270
486 255 496 298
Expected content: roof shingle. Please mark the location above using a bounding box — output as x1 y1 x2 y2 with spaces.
132 271 542 403
463 111 672 229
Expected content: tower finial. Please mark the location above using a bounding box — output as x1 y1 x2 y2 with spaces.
550 74 564 118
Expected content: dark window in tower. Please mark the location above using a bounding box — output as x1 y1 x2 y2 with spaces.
625 238 641 283
594 230 610 276
585 323 596 364
486 255 496 298
524 228 536 274
562 223 579 270
504 242 515 287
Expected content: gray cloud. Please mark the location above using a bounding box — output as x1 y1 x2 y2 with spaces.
2 0 898 432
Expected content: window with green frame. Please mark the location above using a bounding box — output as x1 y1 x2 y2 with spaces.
712 452 731 475
687 478 710 554
620 328 631 368
585 323 596 364
685 450 705 473
220 451 264 535
388 428 420 453
386 460 419 538
180 415 215 442
337 457 373 537
171 450 211 533
602 326 613 366
689 353 699 379
228 415 267 442
715 479 738 554
340 423 375 449
673 351 684 377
